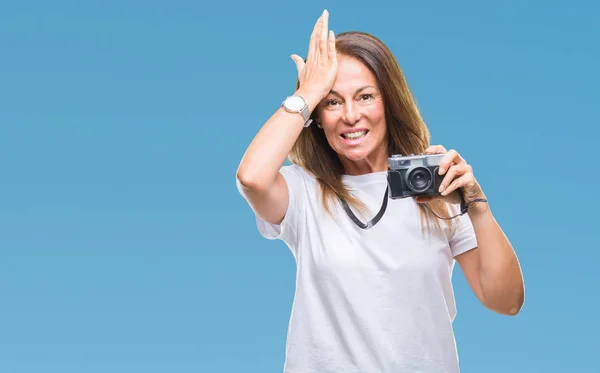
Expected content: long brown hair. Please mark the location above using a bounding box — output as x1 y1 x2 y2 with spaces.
288 31 457 233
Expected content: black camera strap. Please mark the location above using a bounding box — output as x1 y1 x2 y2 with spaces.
339 186 389 230
339 186 488 228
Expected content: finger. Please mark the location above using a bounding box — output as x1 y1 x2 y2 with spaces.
439 163 469 193
437 160 454 176
328 30 336 60
441 171 475 196
308 14 322 63
425 145 447 154
320 10 329 53
438 149 463 175
290 54 305 77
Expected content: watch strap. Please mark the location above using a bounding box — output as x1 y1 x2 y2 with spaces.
300 103 313 127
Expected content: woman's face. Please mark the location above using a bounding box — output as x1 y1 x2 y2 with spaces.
316 55 388 175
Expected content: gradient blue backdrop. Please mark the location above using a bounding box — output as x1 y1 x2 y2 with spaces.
1 1 598 372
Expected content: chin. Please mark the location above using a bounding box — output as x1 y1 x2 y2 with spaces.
343 152 367 161
340 149 372 162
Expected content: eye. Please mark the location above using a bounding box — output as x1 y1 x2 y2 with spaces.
326 99 340 107
359 93 374 101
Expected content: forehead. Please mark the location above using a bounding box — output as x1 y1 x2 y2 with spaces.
332 55 378 91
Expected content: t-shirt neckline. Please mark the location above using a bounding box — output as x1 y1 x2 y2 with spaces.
342 170 388 186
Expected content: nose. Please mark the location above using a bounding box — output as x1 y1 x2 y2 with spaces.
342 101 361 124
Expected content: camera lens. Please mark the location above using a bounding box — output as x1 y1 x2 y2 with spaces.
407 167 432 192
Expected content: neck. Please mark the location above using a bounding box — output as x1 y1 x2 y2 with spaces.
340 150 389 176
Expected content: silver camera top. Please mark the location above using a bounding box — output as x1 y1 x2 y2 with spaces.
388 153 445 170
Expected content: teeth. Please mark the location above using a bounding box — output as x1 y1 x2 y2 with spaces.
344 130 366 139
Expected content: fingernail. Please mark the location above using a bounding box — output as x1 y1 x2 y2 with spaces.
438 167 445 175
439 184 445 193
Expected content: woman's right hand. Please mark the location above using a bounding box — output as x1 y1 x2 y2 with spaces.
291 10 337 103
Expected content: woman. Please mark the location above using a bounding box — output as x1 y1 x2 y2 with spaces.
236 9 524 373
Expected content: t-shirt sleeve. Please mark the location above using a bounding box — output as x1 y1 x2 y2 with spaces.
449 208 478 258
236 165 305 247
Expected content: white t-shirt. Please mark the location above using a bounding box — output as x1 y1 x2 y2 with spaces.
237 164 478 373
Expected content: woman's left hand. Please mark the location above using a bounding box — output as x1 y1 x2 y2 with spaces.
415 145 486 205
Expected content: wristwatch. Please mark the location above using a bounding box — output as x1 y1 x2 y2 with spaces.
281 96 313 127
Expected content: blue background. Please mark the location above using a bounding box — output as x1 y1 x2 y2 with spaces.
1 1 598 372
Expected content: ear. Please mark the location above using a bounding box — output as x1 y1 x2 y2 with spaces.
314 113 323 129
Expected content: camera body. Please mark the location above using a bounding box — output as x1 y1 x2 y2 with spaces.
387 153 445 199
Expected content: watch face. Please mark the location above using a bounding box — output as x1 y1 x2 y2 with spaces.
285 96 305 111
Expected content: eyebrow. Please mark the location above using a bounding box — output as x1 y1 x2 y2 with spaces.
329 85 376 96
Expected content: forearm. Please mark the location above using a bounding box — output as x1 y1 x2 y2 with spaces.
236 88 323 190
469 202 525 315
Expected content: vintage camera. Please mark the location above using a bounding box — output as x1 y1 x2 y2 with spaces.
387 153 445 199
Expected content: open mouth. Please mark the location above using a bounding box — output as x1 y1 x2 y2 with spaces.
341 130 369 140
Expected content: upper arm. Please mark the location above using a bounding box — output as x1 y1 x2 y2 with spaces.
236 172 291 226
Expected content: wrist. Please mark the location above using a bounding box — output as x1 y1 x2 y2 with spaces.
466 193 491 216
295 88 325 113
